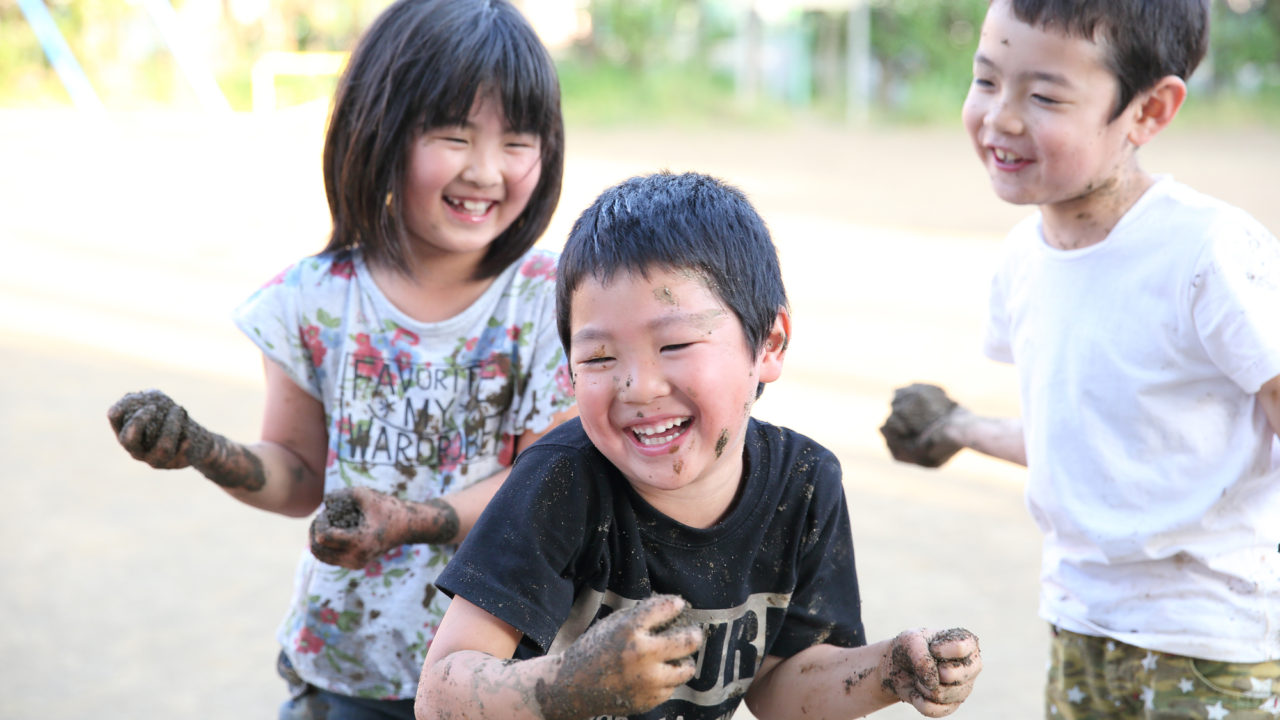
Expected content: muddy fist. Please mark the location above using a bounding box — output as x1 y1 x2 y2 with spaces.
323 490 364 529
879 383 963 468
107 389 209 469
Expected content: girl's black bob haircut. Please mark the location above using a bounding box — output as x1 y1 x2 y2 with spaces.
322 0 563 279
556 172 788 358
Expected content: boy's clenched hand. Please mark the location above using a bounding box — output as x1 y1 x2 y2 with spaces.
880 383 966 468
879 627 982 717
535 594 704 720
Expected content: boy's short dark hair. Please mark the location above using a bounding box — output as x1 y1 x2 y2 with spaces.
556 171 788 358
1007 0 1209 120
322 0 564 279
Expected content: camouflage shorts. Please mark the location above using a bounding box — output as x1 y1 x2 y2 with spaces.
1046 626 1280 719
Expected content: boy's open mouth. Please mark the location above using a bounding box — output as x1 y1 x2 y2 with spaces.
631 417 690 447
445 196 496 216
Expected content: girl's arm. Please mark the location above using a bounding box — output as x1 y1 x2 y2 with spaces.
744 629 981 720
308 405 578 568
416 594 701 720
105 357 328 518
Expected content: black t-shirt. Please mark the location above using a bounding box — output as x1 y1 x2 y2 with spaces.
437 417 865 720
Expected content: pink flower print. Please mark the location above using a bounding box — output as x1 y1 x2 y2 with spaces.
394 350 413 372
325 448 337 468
301 325 327 367
352 333 384 379
479 352 507 380
506 324 521 341
318 608 339 625
330 259 355 279
384 546 404 562
555 364 575 398
264 267 289 288
464 337 478 352
296 627 325 654
497 433 516 466
438 434 465 473
364 560 383 578
520 254 556 280
393 327 420 346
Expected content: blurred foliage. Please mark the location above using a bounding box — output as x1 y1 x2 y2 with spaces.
2 0 1277 125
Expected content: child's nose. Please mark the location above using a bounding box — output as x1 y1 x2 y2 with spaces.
987 96 1024 135
618 359 670 404
460 144 502 187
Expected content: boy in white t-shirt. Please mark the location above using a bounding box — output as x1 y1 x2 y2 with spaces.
879 1 1280 718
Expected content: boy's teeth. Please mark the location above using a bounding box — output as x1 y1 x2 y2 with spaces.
994 149 1021 163
633 418 688 445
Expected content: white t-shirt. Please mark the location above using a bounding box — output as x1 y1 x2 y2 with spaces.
985 176 1280 662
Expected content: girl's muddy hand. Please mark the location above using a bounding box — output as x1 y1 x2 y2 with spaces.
107 389 209 470
309 487 400 569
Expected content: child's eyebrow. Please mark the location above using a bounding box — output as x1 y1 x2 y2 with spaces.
974 53 1074 87
570 310 726 347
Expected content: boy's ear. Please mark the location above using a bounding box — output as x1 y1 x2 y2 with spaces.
1128 75 1187 148
758 308 791 385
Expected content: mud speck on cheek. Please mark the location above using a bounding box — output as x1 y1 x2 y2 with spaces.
714 429 729 458
654 286 678 306
673 459 684 475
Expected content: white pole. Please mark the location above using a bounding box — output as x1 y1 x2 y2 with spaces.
846 0 871 123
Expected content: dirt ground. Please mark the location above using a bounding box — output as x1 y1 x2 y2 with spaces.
0 105 1276 720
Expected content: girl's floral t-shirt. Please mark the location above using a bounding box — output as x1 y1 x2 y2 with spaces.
233 247 574 699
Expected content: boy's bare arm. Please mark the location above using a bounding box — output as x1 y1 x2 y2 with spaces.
417 594 703 720
1260 374 1280 442
308 406 578 569
744 628 981 720
880 384 1027 468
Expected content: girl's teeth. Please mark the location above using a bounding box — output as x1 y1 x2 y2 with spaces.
450 198 493 215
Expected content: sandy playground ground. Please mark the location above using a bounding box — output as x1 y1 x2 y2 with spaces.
0 105 1276 719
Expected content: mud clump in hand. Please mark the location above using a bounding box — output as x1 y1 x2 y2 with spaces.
879 383 964 468
324 492 364 530
651 603 699 666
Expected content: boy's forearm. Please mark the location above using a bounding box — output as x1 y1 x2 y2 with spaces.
417 650 562 720
943 409 1028 467
1259 374 1280 442
745 643 898 720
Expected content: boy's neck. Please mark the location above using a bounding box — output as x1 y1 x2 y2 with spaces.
1039 169 1156 251
633 446 747 530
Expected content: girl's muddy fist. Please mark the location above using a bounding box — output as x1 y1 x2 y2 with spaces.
107 389 212 469
879 383 965 468
310 487 398 569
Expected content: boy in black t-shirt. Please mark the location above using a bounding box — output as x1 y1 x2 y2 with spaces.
415 172 983 720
